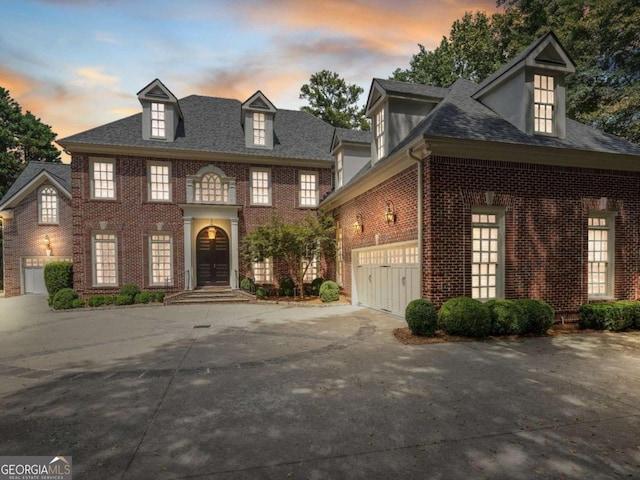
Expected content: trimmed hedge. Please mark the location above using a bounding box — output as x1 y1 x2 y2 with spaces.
119 283 141 300
44 261 73 301
438 297 491 337
52 288 79 310
319 280 340 303
87 295 105 307
279 276 296 297
135 292 153 304
516 299 555 334
115 294 134 306
240 277 254 292
405 299 437 336
579 302 636 331
485 299 525 335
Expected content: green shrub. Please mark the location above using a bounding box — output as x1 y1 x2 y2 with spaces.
319 280 340 303
240 277 254 292
579 302 634 331
103 295 115 305
485 299 525 335
438 297 491 337
516 299 555 334
114 294 133 306
87 295 105 307
405 299 438 336
256 288 267 299
52 288 79 310
614 301 640 329
308 277 325 296
155 292 165 303
119 283 141 300
135 292 153 304
72 298 85 308
44 261 73 301
279 276 296 297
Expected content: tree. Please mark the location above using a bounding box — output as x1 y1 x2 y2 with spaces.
242 212 336 296
391 1 640 144
0 87 60 199
300 70 370 131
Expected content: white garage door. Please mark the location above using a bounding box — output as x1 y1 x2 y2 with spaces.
22 257 73 295
353 241 420 317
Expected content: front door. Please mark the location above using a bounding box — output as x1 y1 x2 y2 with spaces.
196 226 230 286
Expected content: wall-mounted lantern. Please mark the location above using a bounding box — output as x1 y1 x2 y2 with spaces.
385 200 396 225
44 234 52 256
353 214 363 234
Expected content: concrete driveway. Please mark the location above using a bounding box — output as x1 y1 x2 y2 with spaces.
1 295 640 479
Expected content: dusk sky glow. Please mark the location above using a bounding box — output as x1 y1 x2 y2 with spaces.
2 0 499 160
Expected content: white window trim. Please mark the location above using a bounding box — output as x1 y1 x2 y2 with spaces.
250 167 272 206
151 102 166 139
90 158 116 200
375 107 385 160
38 185 59 224
253 112 266 146
149 232 174 287
470 208 505 301
336 220 343 287
253 257 273 284
92 232 118 287
336 150 343 188
299 170 319 208
147 161 172 202
588 212 615 300
533 73 555 135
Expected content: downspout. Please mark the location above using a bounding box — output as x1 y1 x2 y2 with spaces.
408 141 431 299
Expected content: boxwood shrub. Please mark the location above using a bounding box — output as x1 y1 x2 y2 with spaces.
485 299 525 335
405 299 437 336
115 294 134 306
279 276 296 297
308 277 325 296
516 299 555 334
613 301 640 329
135 292 153 304
240 277 254 292
52 288 79 310
87 295 105 307
438 297 491 337
44 261 73 302
256 287 267 299
319 280 340 303
579 302 634 331
119 283 141 301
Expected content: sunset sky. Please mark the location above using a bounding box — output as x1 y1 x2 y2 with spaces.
2 0 498 161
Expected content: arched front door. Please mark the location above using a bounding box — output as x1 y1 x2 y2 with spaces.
196 226 229 286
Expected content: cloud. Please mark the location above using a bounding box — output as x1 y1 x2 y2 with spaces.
94 31 121 45
72 67 120 88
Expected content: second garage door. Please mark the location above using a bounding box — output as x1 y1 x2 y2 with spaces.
353 241 420 317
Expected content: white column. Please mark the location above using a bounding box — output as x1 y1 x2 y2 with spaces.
183 216 193 290
231 218 239 289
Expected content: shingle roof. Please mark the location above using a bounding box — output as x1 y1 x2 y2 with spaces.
389 78 640 158
0 161 71 206
334 127 371 144
58 95 335 162
373 79 449 99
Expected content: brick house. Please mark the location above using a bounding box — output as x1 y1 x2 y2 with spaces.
0 162 73 295
1 80 334 297
322 32 640 318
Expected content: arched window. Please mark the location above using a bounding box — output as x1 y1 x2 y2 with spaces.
39 186 58 224
195 173 229 203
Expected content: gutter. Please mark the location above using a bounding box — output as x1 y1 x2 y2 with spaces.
408 140 431 300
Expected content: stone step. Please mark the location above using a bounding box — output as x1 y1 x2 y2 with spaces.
165 288 254 305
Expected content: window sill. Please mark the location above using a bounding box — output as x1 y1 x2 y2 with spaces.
249 203 273 208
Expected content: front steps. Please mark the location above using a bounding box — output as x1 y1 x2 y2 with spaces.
165 287 254 305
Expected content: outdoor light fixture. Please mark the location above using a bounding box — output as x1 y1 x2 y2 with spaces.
385 200 396 224
44 234 52 256
353 214 363 234
207 225 217 240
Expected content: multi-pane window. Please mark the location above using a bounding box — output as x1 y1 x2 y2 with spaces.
299 171 318 207
336 151 343 188
471 213 501 300
196 173 228 203
534 74 554 134
93 233 117 286
588 215 613 297
91 159 115 199
375 108 385 159
253 112 266 146
302 256 318 283
151 102 165 138
39 186 58 223
149 164 170 201
251 169 271 205
336 221 343 286
253 258 273 283
150 234 173 286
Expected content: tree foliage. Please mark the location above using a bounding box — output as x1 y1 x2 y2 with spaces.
0 87 60 199
300 70 370 131
391 1 640 143
241 212 336 296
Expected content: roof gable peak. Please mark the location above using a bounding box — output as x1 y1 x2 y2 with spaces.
242 90 277 114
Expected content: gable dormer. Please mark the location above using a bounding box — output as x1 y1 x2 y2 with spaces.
365 79 446 164
331 128 371 188
241 91 276 150
137 79 183 142
472 31 576 139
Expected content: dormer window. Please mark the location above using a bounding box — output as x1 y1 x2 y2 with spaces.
253 112 266 146
151 102 165 138
375 108 385 159
534 74 555 134
336 150 343 188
